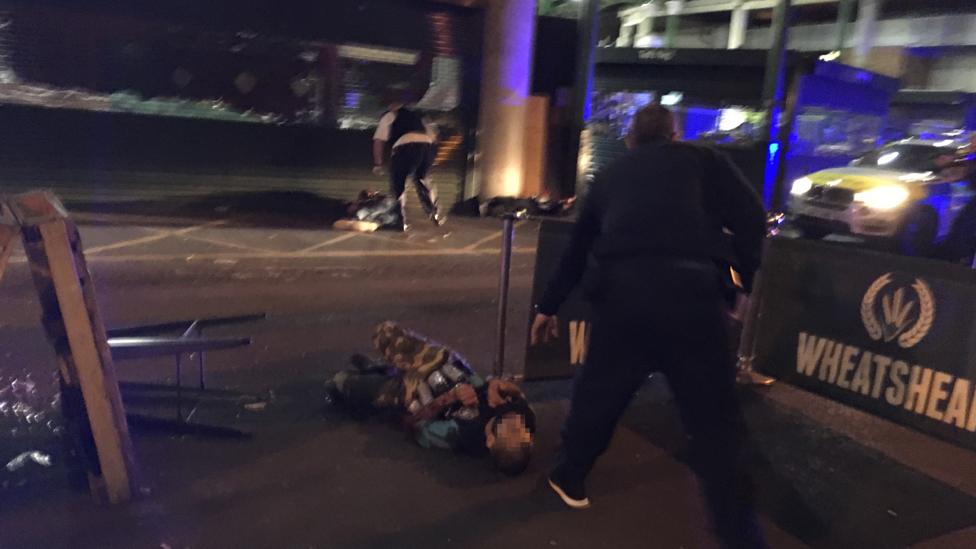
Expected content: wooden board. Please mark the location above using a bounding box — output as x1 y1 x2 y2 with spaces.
0 201 18 283
11 191 136 504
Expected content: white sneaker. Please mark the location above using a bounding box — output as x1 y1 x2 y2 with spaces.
548 476 591 510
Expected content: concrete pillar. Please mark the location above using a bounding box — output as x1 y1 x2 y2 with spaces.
835 0 856 52
854 0 883 67
664 0 684 48
728 4 748 49
475 0 536 200
616 24 636 48
638 13 654 38
634 8 657 48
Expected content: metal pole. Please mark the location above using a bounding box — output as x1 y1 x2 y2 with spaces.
735 271 774 386
494 214 518 377
761 0 791 129
566 0 600 197
760 0 792 210
735 228 779 386
198 352 206 390
835 0 855 52
175 355 183 421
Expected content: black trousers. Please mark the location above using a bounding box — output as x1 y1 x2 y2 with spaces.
390 142 438 224
331 368 403 413
554 259 764 548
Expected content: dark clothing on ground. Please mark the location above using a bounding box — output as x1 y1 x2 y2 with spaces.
390 142 439 226
542 140 766 548
539 139 765 316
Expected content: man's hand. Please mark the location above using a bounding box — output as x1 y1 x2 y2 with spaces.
451 384 478 407
487 379 524 408
530 313 559 346
372 165 386 177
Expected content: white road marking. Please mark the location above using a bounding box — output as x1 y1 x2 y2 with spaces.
462 220 527 251
297 232 360 254
84 220 227 255
6 247 536 264
180 233 281 254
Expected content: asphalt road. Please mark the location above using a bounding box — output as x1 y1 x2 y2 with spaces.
1 193 975 548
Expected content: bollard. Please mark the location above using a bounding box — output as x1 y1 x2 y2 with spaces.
735 271 775 386
493 211 525 378
735 215 783 387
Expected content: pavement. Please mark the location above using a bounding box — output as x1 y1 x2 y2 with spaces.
1 191 975 549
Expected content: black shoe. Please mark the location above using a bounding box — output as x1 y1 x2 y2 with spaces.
548 471 590 509
431 213 446 227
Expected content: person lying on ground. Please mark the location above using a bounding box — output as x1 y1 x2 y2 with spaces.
326 323 536 476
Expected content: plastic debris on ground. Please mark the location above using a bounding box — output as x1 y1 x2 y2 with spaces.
5 451 52 471
475 195 577 219
243 402 267 412
0 369 66 490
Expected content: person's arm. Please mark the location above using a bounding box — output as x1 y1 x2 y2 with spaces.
404 390 457 429
403 384 477 430
708 148 766 290
372 140 386 168
537 180 604 316
486 378 525 408
404 384 477 450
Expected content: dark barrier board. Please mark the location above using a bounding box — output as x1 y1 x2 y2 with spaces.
756 237 976 450
524 219 591 380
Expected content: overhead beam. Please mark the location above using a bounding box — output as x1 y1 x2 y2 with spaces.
620 0 835 18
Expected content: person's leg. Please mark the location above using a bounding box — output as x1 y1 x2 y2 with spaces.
551 310 652 495
389 147 413 229
330 369 398 413
411 143 441 223
662 298 766 549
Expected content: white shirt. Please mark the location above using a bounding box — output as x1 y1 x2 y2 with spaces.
373 110 435 149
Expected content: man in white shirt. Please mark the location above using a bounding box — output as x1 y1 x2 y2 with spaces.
373 94 444 230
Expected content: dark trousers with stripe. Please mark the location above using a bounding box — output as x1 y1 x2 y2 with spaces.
390 142 438 225
553 259 765 548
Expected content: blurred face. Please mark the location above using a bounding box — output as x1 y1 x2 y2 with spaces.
485 413 533 451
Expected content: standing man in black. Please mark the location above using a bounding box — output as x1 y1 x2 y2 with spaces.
531 105 767 548
373 93 444 231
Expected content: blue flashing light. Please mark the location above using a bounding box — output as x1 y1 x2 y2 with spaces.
763 142 781 208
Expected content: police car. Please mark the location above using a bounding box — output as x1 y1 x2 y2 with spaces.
788 135 976 255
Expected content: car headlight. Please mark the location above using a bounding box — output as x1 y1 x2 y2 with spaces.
790 177 813 196
854 186 910 210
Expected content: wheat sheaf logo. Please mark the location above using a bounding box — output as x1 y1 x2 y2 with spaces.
860 273 935 349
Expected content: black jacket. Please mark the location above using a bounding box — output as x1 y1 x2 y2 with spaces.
389 108 427 147
538 140 765 315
